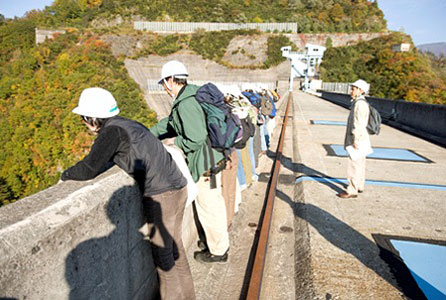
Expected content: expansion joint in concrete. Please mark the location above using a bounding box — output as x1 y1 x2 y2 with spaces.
291 94 316 299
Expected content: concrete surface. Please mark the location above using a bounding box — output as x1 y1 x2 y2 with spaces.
0 167 160 299
1 87 444 300
291 91 446 299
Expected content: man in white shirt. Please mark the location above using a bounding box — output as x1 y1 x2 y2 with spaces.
338 79 373 198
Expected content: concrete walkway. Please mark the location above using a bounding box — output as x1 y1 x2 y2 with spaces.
187 90 446 299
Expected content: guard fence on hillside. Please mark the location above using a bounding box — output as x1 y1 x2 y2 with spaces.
134 22 298 33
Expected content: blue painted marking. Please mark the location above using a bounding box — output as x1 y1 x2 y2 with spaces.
295 176 446 191
312 120 347 126
329 144 428 162
390 240 446 299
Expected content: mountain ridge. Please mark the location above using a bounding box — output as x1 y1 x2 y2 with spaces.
417 42 446 57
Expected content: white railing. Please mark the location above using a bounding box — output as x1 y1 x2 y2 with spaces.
134 22 298 33
321 82 350 94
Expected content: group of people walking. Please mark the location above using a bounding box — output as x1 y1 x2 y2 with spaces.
60 60 277 299
60 58 372 299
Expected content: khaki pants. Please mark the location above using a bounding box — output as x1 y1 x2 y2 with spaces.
347 155 366 195
143 187 196 300
221 151 238 226
195 173 230 255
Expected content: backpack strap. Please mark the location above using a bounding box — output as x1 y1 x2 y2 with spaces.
203 138 217 189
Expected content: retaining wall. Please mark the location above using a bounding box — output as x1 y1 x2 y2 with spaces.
35 28 66 45
0 166 197 300
320 91 446 147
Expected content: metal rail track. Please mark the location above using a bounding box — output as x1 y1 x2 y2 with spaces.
241 92 293 300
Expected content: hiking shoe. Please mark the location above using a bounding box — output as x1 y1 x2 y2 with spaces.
194 249 228 264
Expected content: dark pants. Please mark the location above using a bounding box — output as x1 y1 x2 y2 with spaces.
143 186 195 300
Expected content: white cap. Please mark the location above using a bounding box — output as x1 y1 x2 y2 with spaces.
158 60 189 84
351 79 370 94
72 87 120 118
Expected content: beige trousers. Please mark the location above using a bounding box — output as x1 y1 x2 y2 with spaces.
195 173 230 255
221 151 238 226
347 155 366 195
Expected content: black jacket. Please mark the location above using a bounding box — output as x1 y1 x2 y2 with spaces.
61 116 186 196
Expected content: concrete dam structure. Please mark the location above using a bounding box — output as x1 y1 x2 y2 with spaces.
1 45 445 299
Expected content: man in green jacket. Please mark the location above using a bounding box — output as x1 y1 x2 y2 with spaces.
150 60 230 264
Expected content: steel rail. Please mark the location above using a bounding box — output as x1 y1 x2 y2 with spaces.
244 92 293 300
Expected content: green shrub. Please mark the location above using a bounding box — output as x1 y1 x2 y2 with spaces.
264 34 297 68
0 31 156 202
141 34 188 56
189 29 257 62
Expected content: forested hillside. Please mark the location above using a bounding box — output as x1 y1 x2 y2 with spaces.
0 24 156 205
320 32 446 104
32 0 386 33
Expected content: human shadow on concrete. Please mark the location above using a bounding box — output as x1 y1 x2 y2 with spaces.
65 185 159 300
276 190 400 293
262 151 345 194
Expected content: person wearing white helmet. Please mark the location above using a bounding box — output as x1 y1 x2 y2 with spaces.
338 79 373 198
61 87 196 299
150 61 230 264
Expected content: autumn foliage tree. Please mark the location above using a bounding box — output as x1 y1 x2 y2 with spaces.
0 30 156 206
320 32 446 104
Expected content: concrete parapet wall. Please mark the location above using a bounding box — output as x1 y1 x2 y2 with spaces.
0 166 197 300
320 91 446 146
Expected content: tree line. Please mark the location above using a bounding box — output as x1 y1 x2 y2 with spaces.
27 0 386 34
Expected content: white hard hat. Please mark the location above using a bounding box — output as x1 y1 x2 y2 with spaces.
72 87 120 118
158 60 189 84
215 83 228 95
228 85 242 97
351 79 370 94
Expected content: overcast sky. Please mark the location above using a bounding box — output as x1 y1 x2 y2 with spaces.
0 0 445 45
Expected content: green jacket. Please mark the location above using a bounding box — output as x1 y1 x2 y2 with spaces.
150 84 224 182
